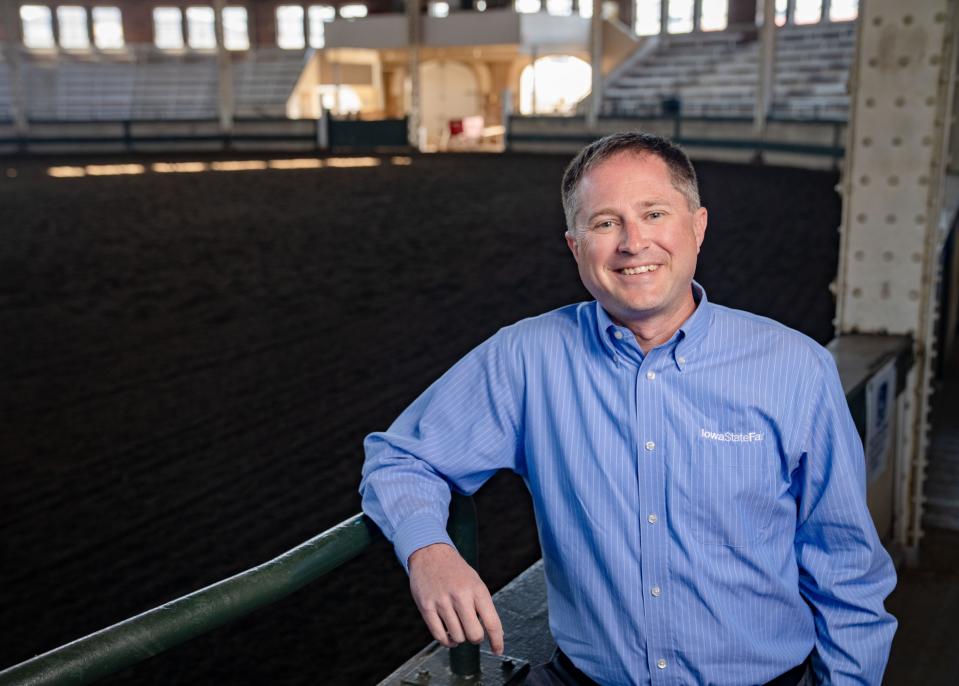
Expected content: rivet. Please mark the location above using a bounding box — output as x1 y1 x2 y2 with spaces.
919 175 929 186
912 252 922 262
930 55 941 66
935 12 946 22
852 287 862 298
862 136 872 146
916 214 926 224
868 57 879 68
873 16 883 26
865 97 876 107
891 136 902 146
926 96 936 106
898 56 910 67
860 175 870 185
854 250 865 260
856 212 867 223
887 175 899 186
903 14 913 25
880 282 891 299
922 135 933 146
895 96 906 107
885 214 896 224
883 251 894 261
909 290 920 301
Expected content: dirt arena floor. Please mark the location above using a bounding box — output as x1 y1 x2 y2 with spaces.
0 152 840 685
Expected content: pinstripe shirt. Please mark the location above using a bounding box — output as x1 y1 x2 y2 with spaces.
360 285 897 685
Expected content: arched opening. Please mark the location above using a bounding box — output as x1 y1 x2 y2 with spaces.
519 55 592 115
418 60 482 149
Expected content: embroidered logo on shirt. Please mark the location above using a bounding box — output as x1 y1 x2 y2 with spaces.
700 428 764 442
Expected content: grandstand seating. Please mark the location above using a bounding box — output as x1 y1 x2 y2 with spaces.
603 21 856 121
0 47 310 123
0 59 11 122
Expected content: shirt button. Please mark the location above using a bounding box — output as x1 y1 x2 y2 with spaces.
677 356 686 365
647 513 658 524
646 370 656 380
650 585 662 597
613 330 623 340
645 441 655 451
657 658 667 670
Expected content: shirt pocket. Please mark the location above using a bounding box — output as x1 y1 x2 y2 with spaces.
687 442 776 547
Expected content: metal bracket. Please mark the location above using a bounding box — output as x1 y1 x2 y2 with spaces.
400 651 530 686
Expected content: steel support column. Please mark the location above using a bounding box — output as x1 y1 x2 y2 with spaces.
406 0 422 148
587 0 603 127
213 0 235 137
754 0 777 139
1 0 28 139
836 0 959 564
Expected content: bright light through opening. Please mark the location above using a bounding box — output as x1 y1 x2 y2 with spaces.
520 55 592 115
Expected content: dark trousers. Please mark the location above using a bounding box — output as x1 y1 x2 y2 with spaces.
524 648 811 686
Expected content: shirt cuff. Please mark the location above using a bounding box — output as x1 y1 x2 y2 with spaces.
393 513 456 574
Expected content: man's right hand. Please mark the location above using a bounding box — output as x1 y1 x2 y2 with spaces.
408 543 505 655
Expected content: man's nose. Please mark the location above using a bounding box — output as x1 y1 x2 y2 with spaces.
618 219 649 253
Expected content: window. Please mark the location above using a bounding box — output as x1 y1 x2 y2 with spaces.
21 5 55 49
546 0 572 16
339 4 368 18
223 7 249 50
154 7 184 49
514 0 541 13
794 0 821 24
276 5 305 48
92 7 125 49
700 0 726 31
58 6 90 49
667 0 693 33
634 0 659 35
829 0 857 21
578 0 592 18
308 4 335 47
775 0 786 26
428 1 450 17
186 6 216 48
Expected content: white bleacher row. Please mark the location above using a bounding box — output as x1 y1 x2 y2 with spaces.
0 47 309 122
604 21 857 121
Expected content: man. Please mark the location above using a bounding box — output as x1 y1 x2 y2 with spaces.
360 132 897 685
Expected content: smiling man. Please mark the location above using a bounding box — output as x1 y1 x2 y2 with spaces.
361 132 897 685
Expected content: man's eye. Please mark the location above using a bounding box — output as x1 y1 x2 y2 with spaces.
593 220 617 231
647 211 665 220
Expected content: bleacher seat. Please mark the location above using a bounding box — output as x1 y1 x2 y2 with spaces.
602 21 856 121
10 47 312 123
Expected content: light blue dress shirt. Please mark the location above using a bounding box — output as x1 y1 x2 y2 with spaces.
360 284 897 686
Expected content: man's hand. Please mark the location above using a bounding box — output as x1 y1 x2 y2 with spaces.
408 543 505 655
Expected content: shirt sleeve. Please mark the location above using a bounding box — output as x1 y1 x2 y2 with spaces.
359 328 525 573
793 346 898 685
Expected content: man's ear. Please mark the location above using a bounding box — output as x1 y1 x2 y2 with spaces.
565 231 580 262
693 207 707 252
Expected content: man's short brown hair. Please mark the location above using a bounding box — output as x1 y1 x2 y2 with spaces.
561 132 701 233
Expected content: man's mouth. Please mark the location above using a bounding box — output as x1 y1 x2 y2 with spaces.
617 265 659 275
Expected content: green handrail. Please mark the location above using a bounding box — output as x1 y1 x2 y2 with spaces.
0 494 481 686
0 513 382 685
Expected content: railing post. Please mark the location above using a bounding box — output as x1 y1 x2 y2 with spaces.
447 493 481 678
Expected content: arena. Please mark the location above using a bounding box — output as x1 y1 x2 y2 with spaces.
2 0 959 684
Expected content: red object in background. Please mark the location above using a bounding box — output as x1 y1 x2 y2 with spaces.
448 119 464 136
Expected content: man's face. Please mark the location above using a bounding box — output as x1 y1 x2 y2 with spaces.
565 151 707 330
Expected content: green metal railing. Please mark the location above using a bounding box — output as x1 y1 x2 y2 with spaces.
0 494 479 686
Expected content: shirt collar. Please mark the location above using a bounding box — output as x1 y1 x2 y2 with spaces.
594 280 712 370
